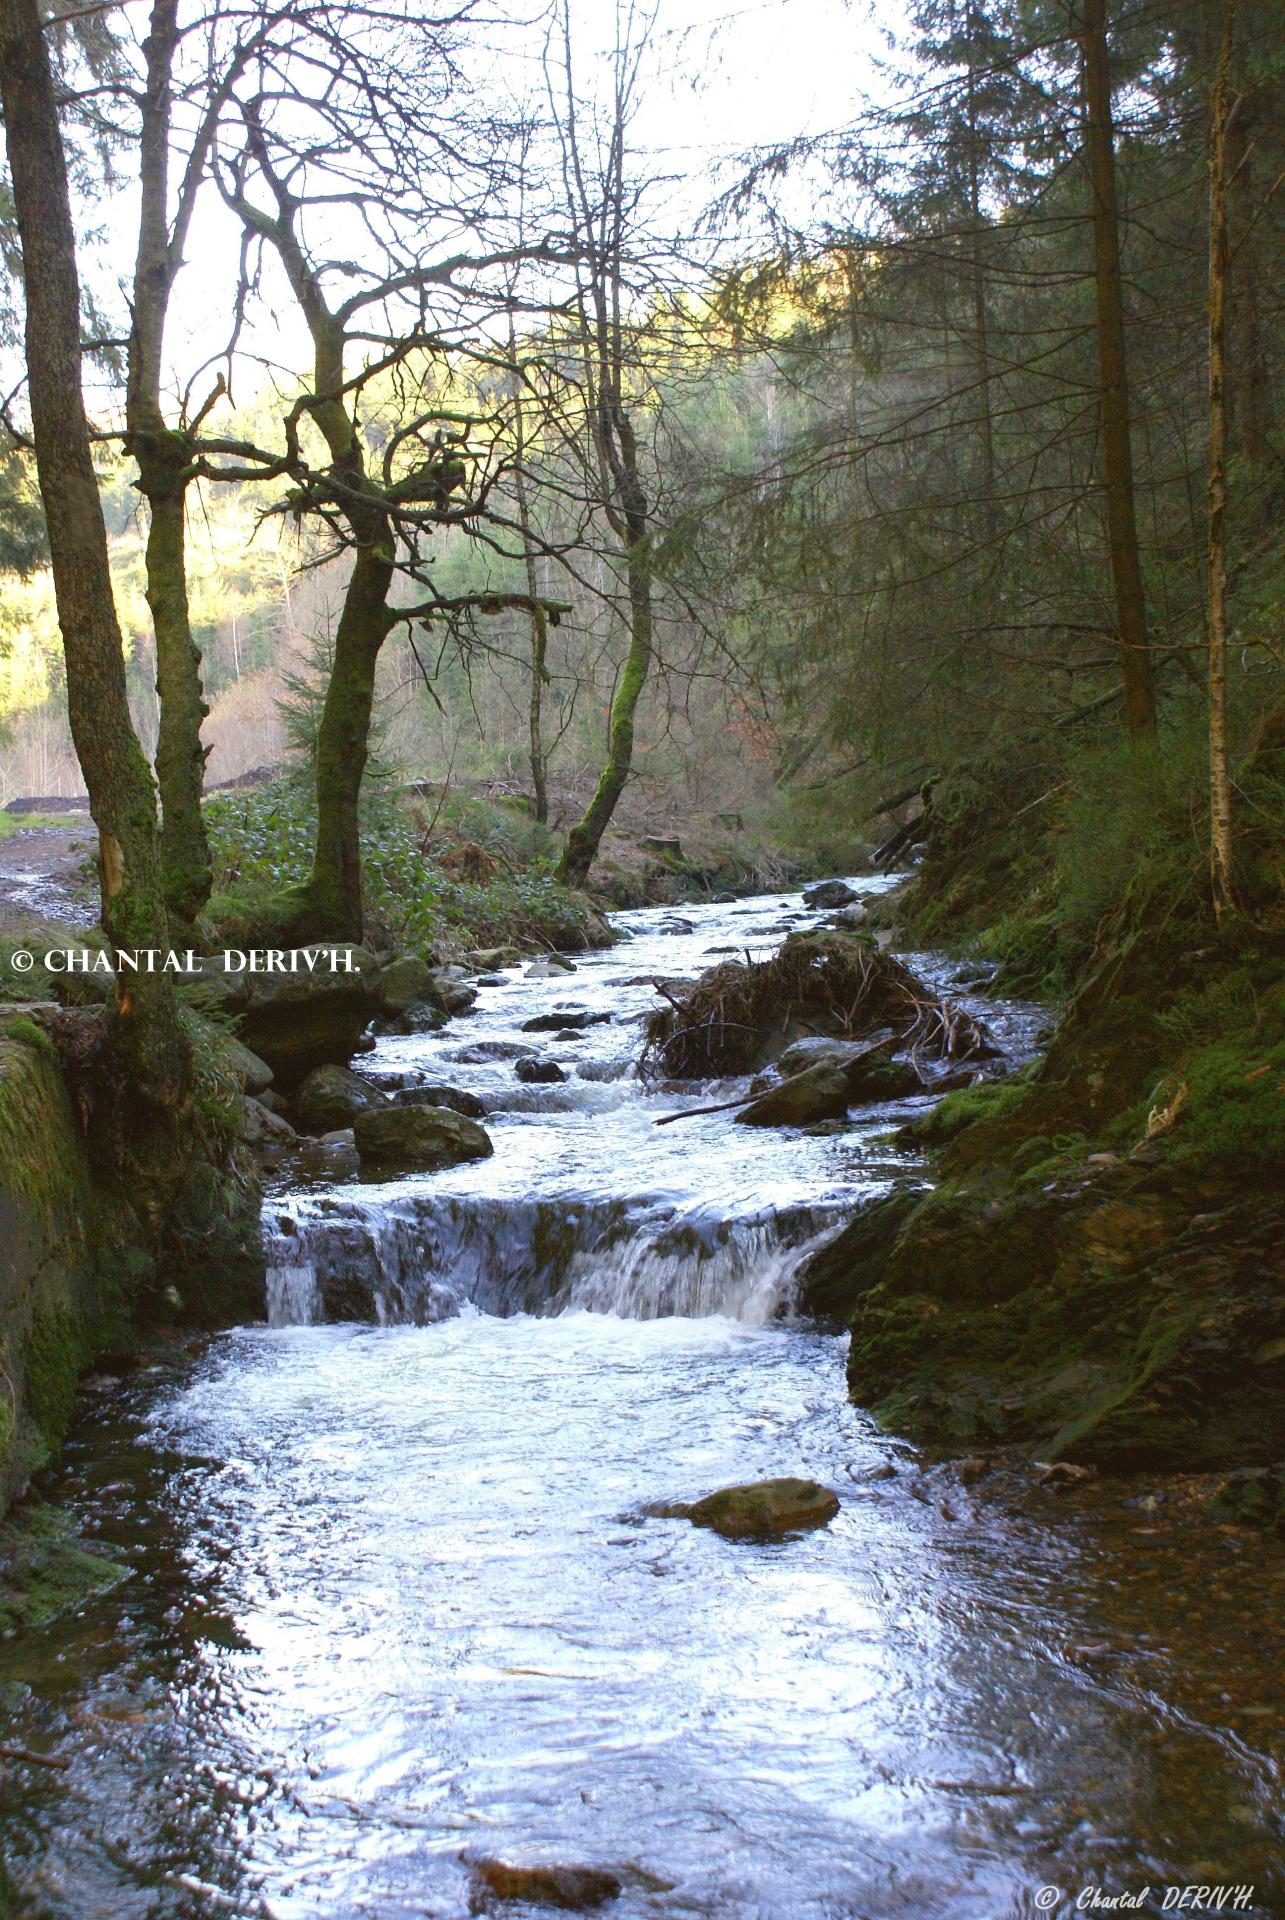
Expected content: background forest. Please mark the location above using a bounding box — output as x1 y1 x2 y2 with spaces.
1 0 1279 935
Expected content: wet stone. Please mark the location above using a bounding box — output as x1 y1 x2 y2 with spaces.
516 1055 567 1085
469 1859 622 1911
653 1476 841 1539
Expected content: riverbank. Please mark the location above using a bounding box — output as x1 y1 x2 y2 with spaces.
823 722 1285 1516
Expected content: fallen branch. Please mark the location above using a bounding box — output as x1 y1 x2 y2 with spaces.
0 1743 71 1771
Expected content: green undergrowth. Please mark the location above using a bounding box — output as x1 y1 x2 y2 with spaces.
204 776 602 956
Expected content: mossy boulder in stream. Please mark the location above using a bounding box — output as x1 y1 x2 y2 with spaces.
653 1476 840 1539
295 1063 389 1132
353 1103 494 1177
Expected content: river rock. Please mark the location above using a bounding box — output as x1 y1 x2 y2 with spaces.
425 965 478 1016
378 955 434 1014
199 944 385 1089
353 1104 493 1176
827 904 868 930
803 879 859 909
221 1037 274 1096
522 1010 610 1032
453 1039 529 1062
286 1127 361 1182
659 1476 840 1539
295 1064 389 1133
467 945 521 970
515 1055 567 1085
469 1858 622 1911
776 1036 923 1102
238 1094 297 1152
391 1083 488 1120
735 1064 852 1128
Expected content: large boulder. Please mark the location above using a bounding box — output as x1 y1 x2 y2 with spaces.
803 879 859 909
390 1083 488 1119
735 1064 851 1128
522 1009 610 1033
378 955 434 1015
657 1477 840 1539
221 1036 274 1096
295 1064 389 1133
184 945 385 1089
425 964 478 1016
467 945 521 970
238 1094 297 1157
352 1103 493 1177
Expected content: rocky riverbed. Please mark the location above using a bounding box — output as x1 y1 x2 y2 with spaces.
0 882 1282 1918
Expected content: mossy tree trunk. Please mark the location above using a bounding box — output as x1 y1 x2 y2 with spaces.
0 0 190 1106
510 355 550 824
558 519 651 887
297 545 396 940
124 0 221 932
553 5 656 888
135 439 212 928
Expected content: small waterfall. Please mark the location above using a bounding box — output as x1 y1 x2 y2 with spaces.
263 1191 844 1328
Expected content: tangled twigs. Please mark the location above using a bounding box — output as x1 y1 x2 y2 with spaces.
640 932 999 1080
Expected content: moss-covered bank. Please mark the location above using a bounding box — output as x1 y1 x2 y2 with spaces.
0 1011 262 1520
811 716 1285 1508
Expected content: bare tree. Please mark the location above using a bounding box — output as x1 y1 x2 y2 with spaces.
202 3 569 939
551 0 657 887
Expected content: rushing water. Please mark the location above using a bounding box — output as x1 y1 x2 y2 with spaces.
2 883 1282 1920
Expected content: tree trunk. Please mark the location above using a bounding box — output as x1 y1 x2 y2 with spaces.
0 0 188 1098
557 522 651 888
964 5 997 536
1225 32 1273 468
1080 0 1156 738
136 439 212 928
1207 0 1236 920
511 369 550 823
288 544 395 941
126 0 213 931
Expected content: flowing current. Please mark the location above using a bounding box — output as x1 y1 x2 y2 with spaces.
1 884 1282 1920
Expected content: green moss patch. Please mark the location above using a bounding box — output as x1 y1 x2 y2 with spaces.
0 1505 127 1640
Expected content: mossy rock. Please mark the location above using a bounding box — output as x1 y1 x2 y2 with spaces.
0 1504 127 1639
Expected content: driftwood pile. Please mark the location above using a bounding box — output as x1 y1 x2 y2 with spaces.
640 931 997 1081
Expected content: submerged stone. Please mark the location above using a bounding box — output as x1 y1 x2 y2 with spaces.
469 1858 621 1911
391 1083 489 1120
515 1055 567 1085
803 879 859 909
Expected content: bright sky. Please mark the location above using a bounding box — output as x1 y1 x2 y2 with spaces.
82 0 904 413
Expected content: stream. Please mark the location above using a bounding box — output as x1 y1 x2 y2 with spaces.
1 883 1282 1919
